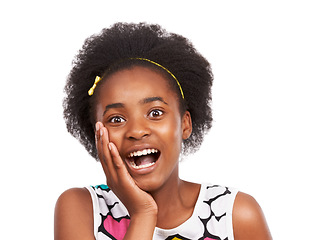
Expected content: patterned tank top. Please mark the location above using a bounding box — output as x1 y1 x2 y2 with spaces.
86 183 238 240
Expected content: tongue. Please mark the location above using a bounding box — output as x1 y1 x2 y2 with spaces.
135 155 155 166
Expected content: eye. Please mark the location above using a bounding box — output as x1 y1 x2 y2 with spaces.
109 116 126 123
148 109 164 118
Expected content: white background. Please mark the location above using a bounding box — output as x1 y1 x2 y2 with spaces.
1 0 311 239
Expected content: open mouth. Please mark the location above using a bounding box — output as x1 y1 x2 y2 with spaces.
126 148 160 169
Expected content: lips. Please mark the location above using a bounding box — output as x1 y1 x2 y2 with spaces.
126 148 160 170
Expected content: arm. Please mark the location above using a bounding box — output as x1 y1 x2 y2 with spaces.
233 192 272 240
54 188 94 240
96 122 157 239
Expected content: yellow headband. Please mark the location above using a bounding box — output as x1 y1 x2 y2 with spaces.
88 58 184 99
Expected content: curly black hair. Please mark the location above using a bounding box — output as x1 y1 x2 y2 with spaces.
63 22 213 160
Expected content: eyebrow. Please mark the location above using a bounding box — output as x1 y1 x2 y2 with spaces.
140 96 168 105
103 103 125 115
102 97 168 116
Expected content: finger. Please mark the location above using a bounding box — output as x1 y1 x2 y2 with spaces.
101 126 115 171
96 123 117 182
108 142 135 186
95 123 110 179
95 122 106 165
108 142 125 169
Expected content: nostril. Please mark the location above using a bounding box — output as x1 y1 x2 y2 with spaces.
126 122 151 140
128 132 150 140
142 133 150 138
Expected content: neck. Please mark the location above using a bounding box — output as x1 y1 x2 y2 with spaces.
149 174 200 229
150 174 182 207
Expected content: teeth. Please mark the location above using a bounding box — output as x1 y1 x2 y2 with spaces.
129 161 156 169
127 148 159 169
128 149 158 158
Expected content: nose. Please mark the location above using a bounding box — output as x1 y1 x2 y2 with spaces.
125 118 151 140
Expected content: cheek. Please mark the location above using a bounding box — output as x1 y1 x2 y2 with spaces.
156 117 183 144
106 128 123 147
94 103 104 123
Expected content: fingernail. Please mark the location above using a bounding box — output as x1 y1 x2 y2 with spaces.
100 128 104 136
108 143 112 151
96 123 99 131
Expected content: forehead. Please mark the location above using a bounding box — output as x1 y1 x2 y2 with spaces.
97 66 178 103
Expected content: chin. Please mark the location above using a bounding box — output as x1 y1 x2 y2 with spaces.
134 177 165 194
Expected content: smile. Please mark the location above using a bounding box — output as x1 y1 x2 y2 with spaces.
126 148 160 169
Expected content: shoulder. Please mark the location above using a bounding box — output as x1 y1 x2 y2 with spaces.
55 188 92 214
232 192 272 240
54 188 94 240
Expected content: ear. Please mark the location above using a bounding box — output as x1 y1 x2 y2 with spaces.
181 111 192 140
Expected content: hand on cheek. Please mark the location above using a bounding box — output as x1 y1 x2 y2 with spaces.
95 122 158 218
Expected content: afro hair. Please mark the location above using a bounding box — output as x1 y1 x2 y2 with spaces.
63 22 213 160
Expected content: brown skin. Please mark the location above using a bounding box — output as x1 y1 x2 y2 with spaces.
54 67 272 240
233 192 272 239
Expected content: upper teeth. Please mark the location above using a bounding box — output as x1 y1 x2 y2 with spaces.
128 149 158 157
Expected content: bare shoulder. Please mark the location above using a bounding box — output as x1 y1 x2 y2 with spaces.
54 188 94 240
233 192 272 240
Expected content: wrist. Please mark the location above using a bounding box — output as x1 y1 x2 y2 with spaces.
130 211 157 225
128 203 158 219
123 213 157 240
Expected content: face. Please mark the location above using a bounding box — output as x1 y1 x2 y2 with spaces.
95 66 192 192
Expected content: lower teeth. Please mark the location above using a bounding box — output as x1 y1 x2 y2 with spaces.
130 161 155 169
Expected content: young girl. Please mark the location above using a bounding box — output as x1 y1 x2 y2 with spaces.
55 23 272 240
